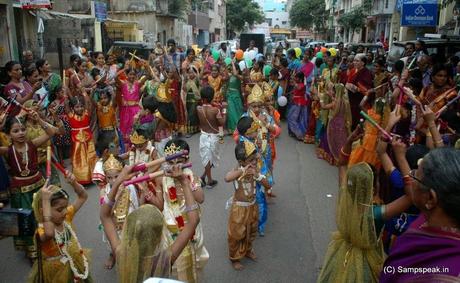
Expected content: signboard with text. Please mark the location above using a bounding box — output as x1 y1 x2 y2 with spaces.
401 0 438 26
20 0 51 9
94 1 107 22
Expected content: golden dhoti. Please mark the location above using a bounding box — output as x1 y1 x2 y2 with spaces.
71 131 97 185
227 200 259 261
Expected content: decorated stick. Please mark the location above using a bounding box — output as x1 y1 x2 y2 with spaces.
46 146 51 179
397 85 404 105
131 150 189 172
124 162 192 186
407 55 418 70
62 69 66 87
50 153 67 176
129 52 143 61
360 110 393 141
435 91 460 118
73 69 81 84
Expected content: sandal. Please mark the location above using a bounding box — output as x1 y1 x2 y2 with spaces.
207 180 218 188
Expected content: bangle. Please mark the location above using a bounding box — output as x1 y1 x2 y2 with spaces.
103 195 115 207
340 147 351 157
434 140 444 146
426 132 432 137
42 122 49 130
184 203 199 213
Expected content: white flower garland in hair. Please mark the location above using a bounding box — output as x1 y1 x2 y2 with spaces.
55 222 89 282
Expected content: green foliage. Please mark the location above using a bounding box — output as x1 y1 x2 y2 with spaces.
226 0 264 33
169 0 189 17
337 8 366 32
289 0 328 32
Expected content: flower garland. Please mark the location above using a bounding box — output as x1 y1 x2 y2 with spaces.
55 222 89 282
164 169 196 241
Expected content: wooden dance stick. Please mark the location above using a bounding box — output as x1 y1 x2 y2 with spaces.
124 163 192 186
129 52 142 61
435 91 460 118
360 110 393 141
407 56 417 70
51 160 67 176
73 69 82 84
46 146 51 179
131 150 189 172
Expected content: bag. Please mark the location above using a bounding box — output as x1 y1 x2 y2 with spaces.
0 208 36 237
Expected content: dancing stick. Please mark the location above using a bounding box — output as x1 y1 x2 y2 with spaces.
360 110 393 141
131 150 189 172
73 69 81 84
407 55 417 70
124 163 192 186
129 52 143 61
435 91 460 118
46 146 51 179
62 69 66 87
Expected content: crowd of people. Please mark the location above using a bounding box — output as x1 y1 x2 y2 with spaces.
0 36 459 283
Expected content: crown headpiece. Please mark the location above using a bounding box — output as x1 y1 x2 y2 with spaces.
247 84 264 104
103 154 123 172
164 142 183 156
130 131 147 145
243 140 256 158
156 83 173 103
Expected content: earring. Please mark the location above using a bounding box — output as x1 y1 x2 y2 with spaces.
425 204 431 210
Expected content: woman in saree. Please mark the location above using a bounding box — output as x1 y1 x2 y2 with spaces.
317 128 413 283
345 53 373 130
226 60 244 133
380 148 460 282
0 113 58 259
2 61 36 116
36 59 62 105
326 84 352 165
184 66 201 136
317 57 340 164
100 164 200 283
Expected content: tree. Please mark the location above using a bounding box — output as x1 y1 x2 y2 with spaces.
226 0 264 35
337 8 365 33
289 0 328 32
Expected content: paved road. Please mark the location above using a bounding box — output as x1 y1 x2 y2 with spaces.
0 122 338 283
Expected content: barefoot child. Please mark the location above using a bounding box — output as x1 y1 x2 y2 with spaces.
197 86 226 188
224 141 271 270
29 172 91 282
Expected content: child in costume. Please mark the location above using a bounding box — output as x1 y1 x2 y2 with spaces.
95 88 119 155
66 95 97 185
0 114 58 259
161 139 208 283
184 66 201 136
99 154 143 270
236 116 275 237
127 129 159 172
29 172 91 282
197 86 227 188
287 72 308 141
224 140 271 270
153 83 177 157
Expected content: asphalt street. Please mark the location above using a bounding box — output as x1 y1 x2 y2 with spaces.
0 122 338 283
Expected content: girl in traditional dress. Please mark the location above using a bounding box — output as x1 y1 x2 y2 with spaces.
0 113 57 259
165 67 186 135
116 62 150 145
100 164 200 283
161 139 208 282
24 99 63 185
226 61 244 133
66 95 97 185
99 154 143 270
206 64 224 104
29 173 92 282
318 129 412 283
49 87 72 163
36 59 62 105
69 59 94 98
95 88 118 155
184 66 201 136
325 84 352 164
